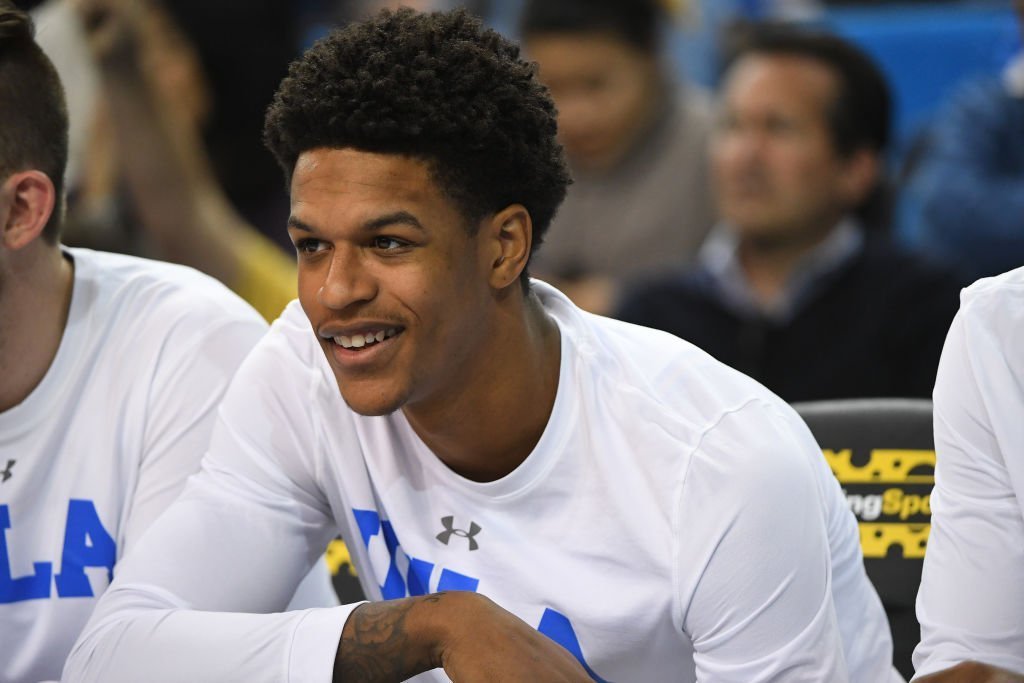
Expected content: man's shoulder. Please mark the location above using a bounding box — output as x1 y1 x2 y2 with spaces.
228 300 330 392
70 248 265 333
958 266 1024 345
848 238 964 295
571 304 791 437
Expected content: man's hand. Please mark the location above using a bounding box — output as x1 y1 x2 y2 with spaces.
334 591 592 682
916 661 1024 683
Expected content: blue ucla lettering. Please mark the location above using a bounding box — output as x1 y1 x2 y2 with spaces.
0 505 52 603
406 557 433 596
0 500 116 603
351 509 608 682
55 499 117 598
353 509 479 599
537 608 611 683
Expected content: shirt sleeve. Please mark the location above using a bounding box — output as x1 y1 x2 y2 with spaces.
912 300 1024 677
119 308 267 554
676 401 849 682
63 328 358 683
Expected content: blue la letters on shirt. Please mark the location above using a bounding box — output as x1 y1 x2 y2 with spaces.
0 500 115 603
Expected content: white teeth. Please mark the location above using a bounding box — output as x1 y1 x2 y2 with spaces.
332 328 399 350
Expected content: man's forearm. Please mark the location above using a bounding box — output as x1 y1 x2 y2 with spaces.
916 661 1024 683
334 594 448 682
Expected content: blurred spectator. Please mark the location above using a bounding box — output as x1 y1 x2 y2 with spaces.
521 0 716 314
76 0 297 321
616 26 963 403
897 1 1024 283
158 0 297 248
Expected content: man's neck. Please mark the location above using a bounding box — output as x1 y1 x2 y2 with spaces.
402 291 561 483
0 246 74 412
738 220 841 309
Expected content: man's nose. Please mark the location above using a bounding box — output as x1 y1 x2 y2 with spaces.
317 246 377 310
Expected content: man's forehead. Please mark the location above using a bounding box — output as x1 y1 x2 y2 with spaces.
291 148 434 195
287 147 464 230
728 53 837 95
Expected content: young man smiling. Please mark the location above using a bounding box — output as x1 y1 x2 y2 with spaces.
67 9 897 682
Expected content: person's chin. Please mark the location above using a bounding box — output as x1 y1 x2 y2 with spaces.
335 379 406 417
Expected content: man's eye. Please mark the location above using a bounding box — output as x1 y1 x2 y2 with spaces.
295 238 326 254
372 236 406 251
765 117 798 135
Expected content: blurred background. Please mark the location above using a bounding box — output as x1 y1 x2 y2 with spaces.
16 0 1018 267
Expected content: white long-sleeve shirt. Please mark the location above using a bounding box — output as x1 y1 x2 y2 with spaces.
65 282 898 683
0 249 268 682
913 267 1024 677
0 249 335 683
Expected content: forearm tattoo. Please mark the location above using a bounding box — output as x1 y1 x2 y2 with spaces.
334 594 443 682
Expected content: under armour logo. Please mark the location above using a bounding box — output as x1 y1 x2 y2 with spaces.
436 516 481 551
0 460 15 483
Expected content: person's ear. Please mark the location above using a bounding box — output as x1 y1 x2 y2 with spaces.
484 204 532 291
1 171 56 251
837 149 880 208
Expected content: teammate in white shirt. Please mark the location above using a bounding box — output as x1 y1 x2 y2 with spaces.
66 8 898 682
912 267 1024 683
0 5 334 681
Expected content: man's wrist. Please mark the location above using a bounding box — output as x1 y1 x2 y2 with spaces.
333 592 475 683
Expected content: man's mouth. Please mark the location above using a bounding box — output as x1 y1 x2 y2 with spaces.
331 327 401 350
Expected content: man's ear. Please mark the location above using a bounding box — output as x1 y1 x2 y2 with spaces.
484 204 532 291
838 149 880 208
1 170 56 251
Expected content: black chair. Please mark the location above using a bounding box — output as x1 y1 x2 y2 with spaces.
328 537 366 603
793 398 934 681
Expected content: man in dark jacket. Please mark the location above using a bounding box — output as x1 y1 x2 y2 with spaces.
616 26 963 403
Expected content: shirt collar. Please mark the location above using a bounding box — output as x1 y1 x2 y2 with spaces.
697 218 865 323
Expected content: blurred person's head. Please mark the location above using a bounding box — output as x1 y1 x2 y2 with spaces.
139 2 210 132
520 0 667 173
712 26 889 248
0 0 67 250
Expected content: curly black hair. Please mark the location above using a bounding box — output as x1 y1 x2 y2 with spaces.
264 8 570 272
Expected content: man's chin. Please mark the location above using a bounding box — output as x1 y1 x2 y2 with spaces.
334 378 405 417
343 400 403 418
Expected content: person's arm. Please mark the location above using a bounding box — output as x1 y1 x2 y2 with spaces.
912 301 1024 678
915 661 1024 683
119 304 266 552
677 401 850 681
65 321 590 682
61 320 343 682
334 591 589 682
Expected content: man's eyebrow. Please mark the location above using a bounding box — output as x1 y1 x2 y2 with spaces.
287 211 426 234
363 211 425 232
287 216 316 232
